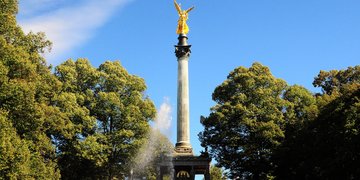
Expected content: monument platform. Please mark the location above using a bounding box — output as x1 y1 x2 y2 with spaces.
157 153 211 180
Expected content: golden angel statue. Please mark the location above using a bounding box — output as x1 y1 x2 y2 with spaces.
174 0 194 35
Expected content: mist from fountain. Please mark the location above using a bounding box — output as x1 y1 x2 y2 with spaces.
132 97 174 179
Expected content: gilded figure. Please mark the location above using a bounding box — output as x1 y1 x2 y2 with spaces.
174 0 194 35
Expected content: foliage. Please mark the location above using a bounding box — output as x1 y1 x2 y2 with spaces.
199 62 287 179
272 85 318 179
55 59 156 179
0 1 156 179
0 110 32 179
313 65 360 95
200 63 360 179
208 166 227 180
274 66 360 179
0 0 60 178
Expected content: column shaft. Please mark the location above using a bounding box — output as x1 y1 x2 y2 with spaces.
177 56 190 146
175 34 192 154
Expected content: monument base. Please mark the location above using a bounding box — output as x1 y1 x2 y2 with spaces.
157 153 211 180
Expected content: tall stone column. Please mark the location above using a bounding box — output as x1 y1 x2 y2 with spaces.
175 34 192 154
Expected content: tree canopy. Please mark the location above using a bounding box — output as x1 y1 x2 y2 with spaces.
199 62 288 179
0 1 158 179
200 63 360 179
1 0 60 178
275 65 360 179
53 59 156 179
208 166 227 180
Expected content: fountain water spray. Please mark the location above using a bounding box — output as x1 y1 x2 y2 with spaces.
132 97 174 179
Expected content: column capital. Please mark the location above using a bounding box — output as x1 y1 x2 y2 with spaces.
175 45 191 59
175 34 191 59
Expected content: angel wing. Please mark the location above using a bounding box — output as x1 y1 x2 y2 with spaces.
185 6 194 14
174 0 182 14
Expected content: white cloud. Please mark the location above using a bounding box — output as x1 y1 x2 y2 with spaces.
19 0 68 16
18 0 132 63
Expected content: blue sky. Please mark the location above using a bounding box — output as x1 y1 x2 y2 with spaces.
18 0 360 160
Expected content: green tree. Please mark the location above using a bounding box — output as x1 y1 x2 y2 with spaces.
0 0 60 178
274 66 360 179
52 59 99 179
208 166 227 180
313 65 360 95
272 85 318 178
1 1 156 179
199 63 287 179
55 59 156 179
95 61 156 179
0 110 32 179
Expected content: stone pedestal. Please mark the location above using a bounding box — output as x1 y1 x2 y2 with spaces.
173 155 211 180
157 154 211 180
